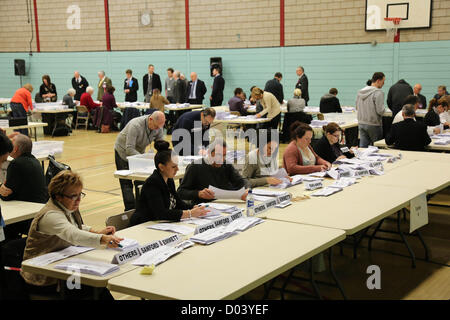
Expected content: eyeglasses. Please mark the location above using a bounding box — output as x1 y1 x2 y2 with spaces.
62 192 86 201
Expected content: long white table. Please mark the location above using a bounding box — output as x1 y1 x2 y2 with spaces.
107 220 345 300
1 122 48 141
1 199 44 226
374 139 450 152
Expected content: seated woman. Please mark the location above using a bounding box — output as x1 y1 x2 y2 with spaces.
21 170 122 299
150 88 170 113
62 88 77 109
313 122 355 163
242 130 284 187
39 75 57 102
424 98 449 129
94 85 117 132
129 140 208 226
80 86 101 114
283 121 331 175
287 88 306 113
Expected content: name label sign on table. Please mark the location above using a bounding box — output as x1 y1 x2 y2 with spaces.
112 234 180 265
305 180 323 190
409 193 429 233
195 211 243 234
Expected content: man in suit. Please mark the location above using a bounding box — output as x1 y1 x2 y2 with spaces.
186 72 207 105
172 70 186 104
142 64 162 103
264 72 284 104
387 79 413 117
413 84 427 109
386 104 431 151
123 69 139 102
210 67 225 107
71 71 89 101
97 70 112 101
295 66 309 106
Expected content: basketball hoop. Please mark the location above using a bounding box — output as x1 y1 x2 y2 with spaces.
384 17 402 41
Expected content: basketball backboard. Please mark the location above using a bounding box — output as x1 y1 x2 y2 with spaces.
365 0 432 31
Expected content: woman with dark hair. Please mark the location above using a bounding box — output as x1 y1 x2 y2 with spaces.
313 122 355 163
129 140 208 226
39 75 57 102
283 121 331 175
424 98 449 128
95 85 117 132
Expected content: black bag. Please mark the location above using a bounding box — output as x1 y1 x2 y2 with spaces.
45 155 71 185
0 238 29 300
52 125 70 137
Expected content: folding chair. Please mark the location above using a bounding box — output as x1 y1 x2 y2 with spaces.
105 209 135 231
75 105 90 130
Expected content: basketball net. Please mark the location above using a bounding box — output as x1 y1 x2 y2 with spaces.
384 17 401 41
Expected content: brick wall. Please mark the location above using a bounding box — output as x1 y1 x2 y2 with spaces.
0 1 37 52
36 0 106 52
189 0 280 49
109 0 186 50
0 0 450 52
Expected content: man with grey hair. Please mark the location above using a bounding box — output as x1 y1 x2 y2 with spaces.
386 104 431 151
295 66 309 105
177 139 248 204
0 134 47 203
114 111 166 210
72 71 89 101
97 70 112 101
186 72 207 105
413 83 427 110
173 70 186 104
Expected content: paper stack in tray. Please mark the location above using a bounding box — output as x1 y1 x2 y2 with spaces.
147 223 195 235
54 258 120 277
189 227 239 245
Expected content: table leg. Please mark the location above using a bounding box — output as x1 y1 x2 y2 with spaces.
309 258 322 300
328 247 347 300
397 211 416 268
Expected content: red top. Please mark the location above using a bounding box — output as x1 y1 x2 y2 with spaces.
11 87 33 112
283 141 328 175
80 92 100 112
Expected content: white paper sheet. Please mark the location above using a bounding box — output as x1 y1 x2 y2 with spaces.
147 223 195 235
132 246 183 266
54 258 120 276
114 170 133 176
26 246 94 267
209 185 246 200
311 186 343 197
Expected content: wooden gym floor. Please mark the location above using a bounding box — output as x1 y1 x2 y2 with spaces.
42 128 449 300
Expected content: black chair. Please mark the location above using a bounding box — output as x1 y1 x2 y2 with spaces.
281 111 312 143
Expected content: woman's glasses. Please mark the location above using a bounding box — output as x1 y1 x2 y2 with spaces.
62 192 86 201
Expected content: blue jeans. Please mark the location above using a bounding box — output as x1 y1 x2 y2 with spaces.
358 124 383 148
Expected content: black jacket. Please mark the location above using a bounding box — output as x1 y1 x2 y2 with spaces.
172 110 210 155
386 118 431 151
71 76 89 101
130 170 191 226
319 94 342 113
313 135 354 163
186 79 207 104
124 77 139 102
264 78 284 104
387 79 413 116
417 93 427 110
173 79 187 103
211 74 225 106
424 109 441 127
177 160 248 204
142 73 162 97
295 74 309 104
39 83 57 102
1 153 48 203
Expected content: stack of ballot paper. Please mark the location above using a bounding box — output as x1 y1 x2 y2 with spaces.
54 258 120 276
26 246 94 267
190 227 238 245
132 245 184 267
434 137 450 145
200 203 241 215
309 168 339 180
110 238 140 251
330 177 357 188
147 223 195 235
311 186 343 197
223 217 264 232
252 189 289 198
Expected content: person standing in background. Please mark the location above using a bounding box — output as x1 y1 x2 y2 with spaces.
387 79 413 117
71 71 89 101
10 84 33 135
264 72 284 104
295 66 309 106
210 66 225 107
97 71 112 102
413 84 427 110
165 68 175 103
143 64 162 103
124 69 139 102
186 72 207 105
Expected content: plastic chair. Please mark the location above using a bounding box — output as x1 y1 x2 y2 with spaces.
75 105 90 130
105 209 135 231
